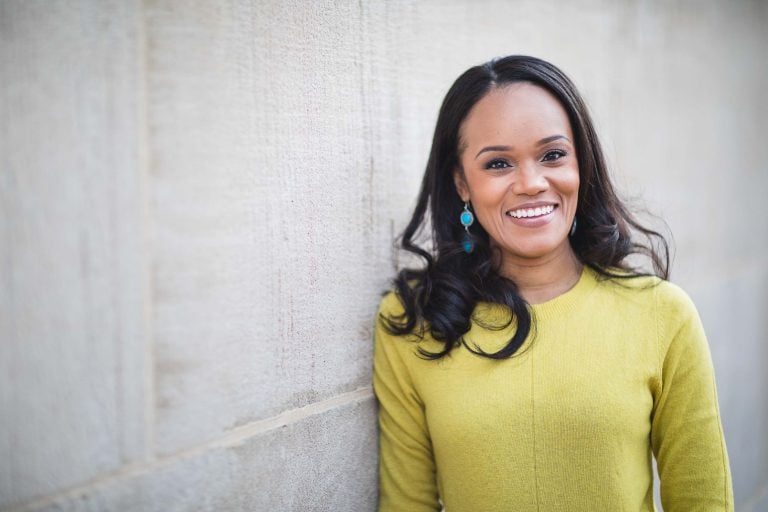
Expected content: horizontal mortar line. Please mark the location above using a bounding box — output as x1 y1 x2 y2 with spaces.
5 386 374 512
208 385 374 449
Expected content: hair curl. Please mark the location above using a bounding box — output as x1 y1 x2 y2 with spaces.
384 55 669 360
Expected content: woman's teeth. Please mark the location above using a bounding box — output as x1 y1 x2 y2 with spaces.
507 204 555 218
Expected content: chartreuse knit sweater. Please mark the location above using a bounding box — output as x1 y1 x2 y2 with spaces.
373 267 733 511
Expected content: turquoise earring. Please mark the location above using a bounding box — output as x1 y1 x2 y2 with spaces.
460 202 475 253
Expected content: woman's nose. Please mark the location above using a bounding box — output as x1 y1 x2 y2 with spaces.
512 163 549 196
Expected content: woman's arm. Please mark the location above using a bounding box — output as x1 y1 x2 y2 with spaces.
373 294 440 512
651 288 734 511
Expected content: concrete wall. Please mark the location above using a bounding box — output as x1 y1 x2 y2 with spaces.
1 1 765 510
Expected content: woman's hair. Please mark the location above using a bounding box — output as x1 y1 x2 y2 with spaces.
384 55 669 360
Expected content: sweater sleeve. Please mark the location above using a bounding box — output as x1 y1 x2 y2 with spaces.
650 288 734 511
373 294 440 512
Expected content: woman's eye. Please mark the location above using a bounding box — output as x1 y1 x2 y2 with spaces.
485 159 511 170
542 150 566 162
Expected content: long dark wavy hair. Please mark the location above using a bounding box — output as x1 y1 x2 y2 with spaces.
384 55 669 360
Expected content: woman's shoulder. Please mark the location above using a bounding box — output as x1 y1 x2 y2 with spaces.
376 275 425 318
595 268 699 320
377 289 407 318
375 289 419 342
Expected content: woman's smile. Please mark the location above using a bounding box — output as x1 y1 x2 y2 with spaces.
507 203 556 219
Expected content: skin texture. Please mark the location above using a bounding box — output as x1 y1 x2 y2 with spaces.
454 82 582 303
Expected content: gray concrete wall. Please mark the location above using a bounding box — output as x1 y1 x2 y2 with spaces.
1 1 765 511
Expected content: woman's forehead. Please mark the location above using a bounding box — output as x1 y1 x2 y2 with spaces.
459 84 573 153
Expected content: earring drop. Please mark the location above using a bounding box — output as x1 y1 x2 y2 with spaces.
570 217 578 237
460 202 475 253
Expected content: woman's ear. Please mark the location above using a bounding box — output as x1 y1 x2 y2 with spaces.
453 169 470 202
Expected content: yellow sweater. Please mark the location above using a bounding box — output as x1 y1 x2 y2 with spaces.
373 267 733 511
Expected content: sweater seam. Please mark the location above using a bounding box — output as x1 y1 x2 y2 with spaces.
651 281 663 504
652 283 662 431
530 349 540 510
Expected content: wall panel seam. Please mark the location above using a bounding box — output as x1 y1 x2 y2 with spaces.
2 387 374 512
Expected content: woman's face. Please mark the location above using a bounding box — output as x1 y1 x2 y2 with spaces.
454 82 580 269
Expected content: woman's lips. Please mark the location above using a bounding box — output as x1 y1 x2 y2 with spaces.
505 204 557 227
507 204 556 219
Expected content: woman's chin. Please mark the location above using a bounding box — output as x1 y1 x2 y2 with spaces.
497 237 572 263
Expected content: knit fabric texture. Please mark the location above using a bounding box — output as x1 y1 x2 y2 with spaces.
373 267 733 511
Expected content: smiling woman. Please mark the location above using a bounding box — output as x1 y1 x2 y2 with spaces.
373 56 733 511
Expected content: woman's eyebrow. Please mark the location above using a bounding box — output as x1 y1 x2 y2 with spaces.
474 135 571 159
475 145 512 159
537 134 571 146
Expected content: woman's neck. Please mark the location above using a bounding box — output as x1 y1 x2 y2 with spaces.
500 247 583 305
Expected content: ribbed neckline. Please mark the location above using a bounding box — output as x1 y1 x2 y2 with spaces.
530 265 599 321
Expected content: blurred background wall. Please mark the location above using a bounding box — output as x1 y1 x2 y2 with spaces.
1 0 766 510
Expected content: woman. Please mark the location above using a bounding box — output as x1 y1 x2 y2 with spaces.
373 56 733 511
